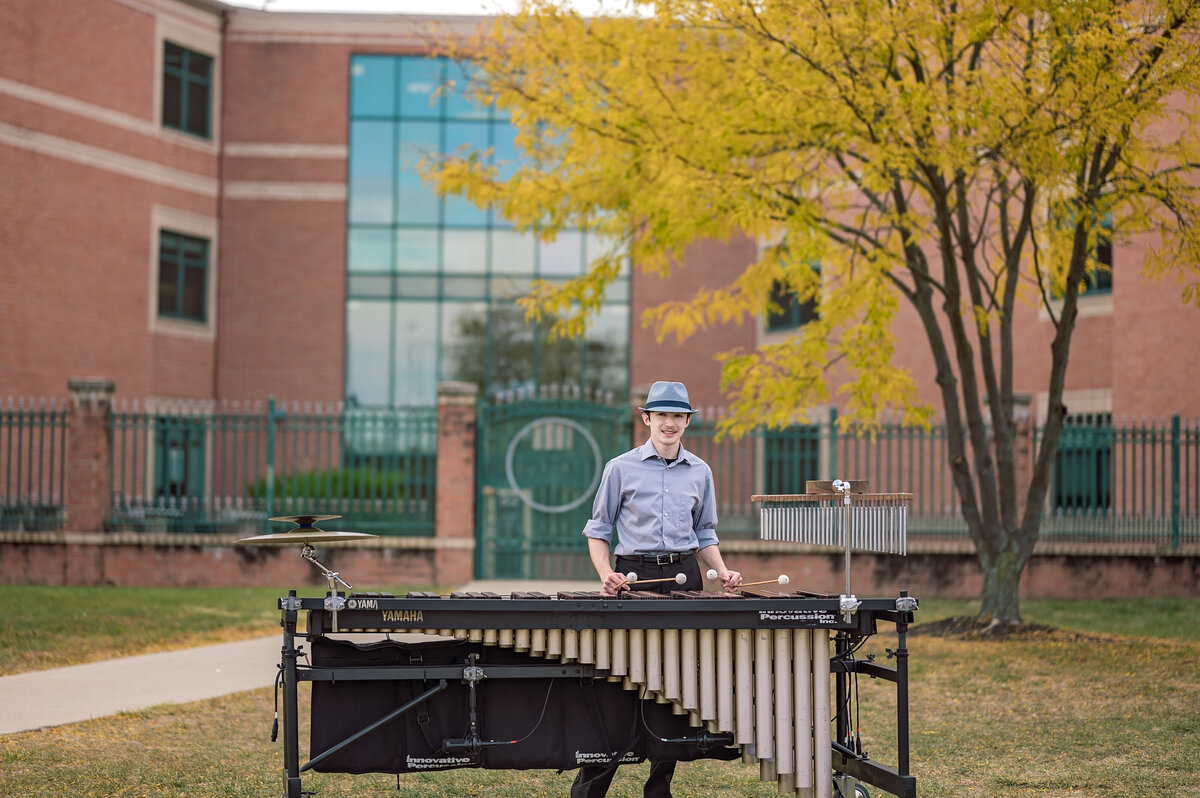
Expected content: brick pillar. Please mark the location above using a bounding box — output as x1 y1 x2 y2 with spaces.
630 384 649 448
67 378 115 533
435 381 478 585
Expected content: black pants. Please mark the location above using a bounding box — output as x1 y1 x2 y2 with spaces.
570 553 702 798
613 554 703 594
571 760 676 798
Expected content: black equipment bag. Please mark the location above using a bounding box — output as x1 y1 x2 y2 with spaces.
309 637 740 774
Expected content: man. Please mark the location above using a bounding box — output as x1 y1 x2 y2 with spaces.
574 380 743 798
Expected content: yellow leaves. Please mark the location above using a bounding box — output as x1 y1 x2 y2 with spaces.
716 336 833 438
972 304 994 338
642 300 704 343
516 247 626 339
708 249 935 437
640 245 819 344
423 0 1200 426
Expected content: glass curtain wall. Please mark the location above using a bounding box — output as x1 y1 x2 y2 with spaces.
346 54 630 407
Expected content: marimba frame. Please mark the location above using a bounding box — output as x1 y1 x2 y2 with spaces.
273 589 918 798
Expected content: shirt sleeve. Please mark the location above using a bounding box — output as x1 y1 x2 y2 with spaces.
582 459 621 543
692 462 720 549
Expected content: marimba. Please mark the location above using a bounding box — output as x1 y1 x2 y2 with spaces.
274 588 918 798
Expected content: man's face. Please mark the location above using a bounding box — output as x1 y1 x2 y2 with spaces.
643 411 691 451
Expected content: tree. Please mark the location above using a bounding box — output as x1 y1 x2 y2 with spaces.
431 0 1200 622
445 301 624 398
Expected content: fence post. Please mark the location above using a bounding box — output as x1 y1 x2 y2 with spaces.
436 381 478 585
1171 414 1181 549
66 378 115 533
828 406 838 480
266 396 277 526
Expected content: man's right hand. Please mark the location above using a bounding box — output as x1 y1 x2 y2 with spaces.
600 571 628 596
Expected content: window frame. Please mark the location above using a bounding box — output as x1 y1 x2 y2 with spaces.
764 259 821 334
153 15 221 151
766 281 819 333
149 206 218 341
161 40 214 139
1039 207 1114 320
344 54 631 406
157 229 210 323
1081 213 1113 295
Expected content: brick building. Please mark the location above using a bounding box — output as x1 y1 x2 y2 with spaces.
3 0 1196 421
2 0 1198 594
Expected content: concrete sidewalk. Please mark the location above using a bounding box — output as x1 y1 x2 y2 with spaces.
0 580 595 735
0 635 282 735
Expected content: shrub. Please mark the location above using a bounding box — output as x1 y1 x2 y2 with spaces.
247 467 406 501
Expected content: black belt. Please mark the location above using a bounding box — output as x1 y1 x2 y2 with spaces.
626 550 696 565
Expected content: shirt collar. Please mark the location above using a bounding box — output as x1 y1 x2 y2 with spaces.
638 438 693 464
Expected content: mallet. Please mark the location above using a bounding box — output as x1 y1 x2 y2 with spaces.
614 572 688 591
707 568 790 588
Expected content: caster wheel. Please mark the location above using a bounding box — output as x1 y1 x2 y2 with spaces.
833 778 870 798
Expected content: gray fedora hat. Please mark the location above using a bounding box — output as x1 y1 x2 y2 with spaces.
638 381 699 414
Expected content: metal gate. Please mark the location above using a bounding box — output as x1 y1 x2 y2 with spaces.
476 395 630 579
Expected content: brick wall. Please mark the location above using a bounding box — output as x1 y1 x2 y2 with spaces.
1 0 222 401
630 235 758 409
0 534 443 589
4 535 1197 599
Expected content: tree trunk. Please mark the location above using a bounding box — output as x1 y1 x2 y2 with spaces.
977 543 1028 623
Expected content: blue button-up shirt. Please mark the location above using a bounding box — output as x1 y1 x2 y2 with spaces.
582 439 720 555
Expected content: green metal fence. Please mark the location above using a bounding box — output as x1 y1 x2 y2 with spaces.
0 398 68 531
3 393 1197 548
685 410 1200 548
108 399 437 536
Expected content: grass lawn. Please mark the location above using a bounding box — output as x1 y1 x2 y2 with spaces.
0 587 1197 797
0 584 433 676
0 585 289 675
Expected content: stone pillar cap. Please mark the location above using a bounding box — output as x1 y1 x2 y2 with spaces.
68 378 116 393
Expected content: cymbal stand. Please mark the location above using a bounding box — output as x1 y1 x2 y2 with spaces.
301 543 352 633
832 480 861 623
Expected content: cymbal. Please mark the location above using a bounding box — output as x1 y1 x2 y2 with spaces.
237 514 375 546
268 514 342 526
236 528 376 546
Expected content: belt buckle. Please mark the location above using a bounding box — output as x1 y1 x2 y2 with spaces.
656 553 673 565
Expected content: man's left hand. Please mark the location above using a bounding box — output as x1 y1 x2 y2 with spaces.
718 570 743 588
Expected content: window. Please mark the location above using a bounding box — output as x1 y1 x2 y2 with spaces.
158 230 209 322
1051 206 1113 296
1054 413 1113 512
766 281 818 332
1082 214 1113 294
162 41 213 138
344 55 630 405
765 257 820 332
766 284 817 332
